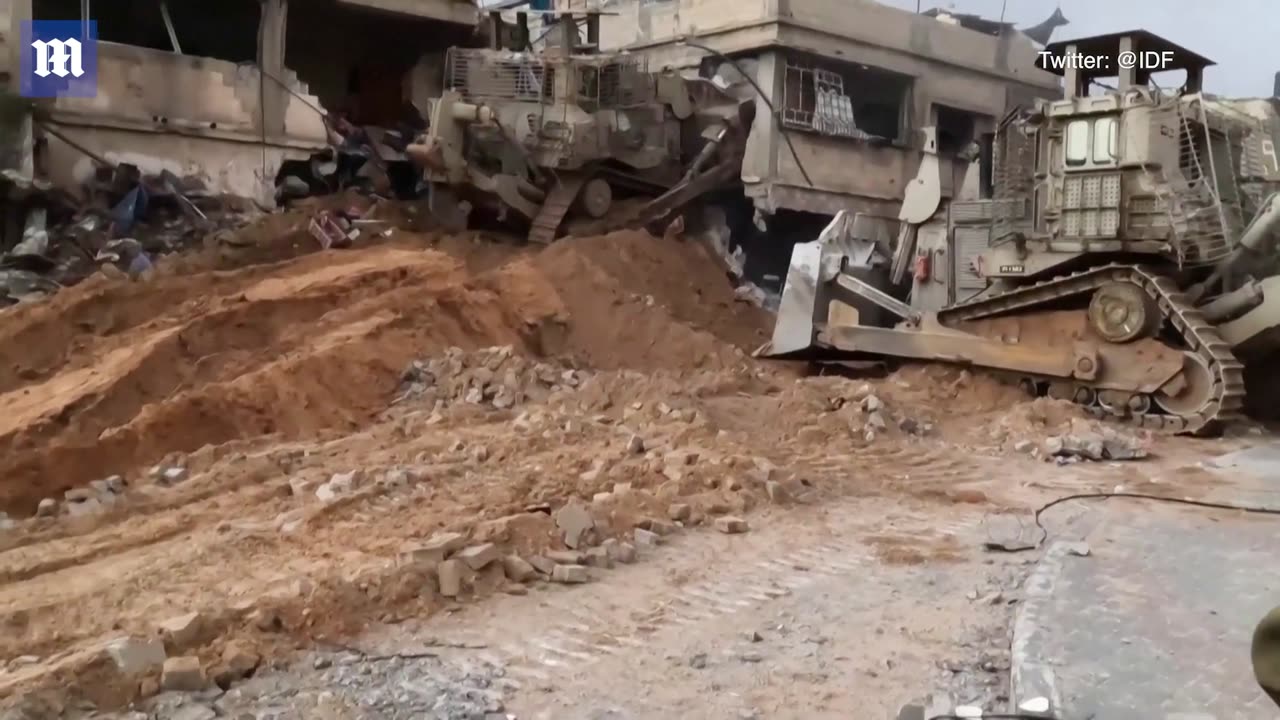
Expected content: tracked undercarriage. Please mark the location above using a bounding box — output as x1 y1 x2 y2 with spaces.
761 31 1280 434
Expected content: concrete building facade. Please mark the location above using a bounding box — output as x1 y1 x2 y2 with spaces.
561 0 1059 224
0 0 478 204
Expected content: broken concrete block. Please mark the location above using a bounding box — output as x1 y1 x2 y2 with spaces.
455 543 501 570
585 547 613 568
861 394 883 413
592 491 613 504
866 411 887 432
399 531 467 566
551 564 590 584
714 516 749 534
528 555 557 575
161 656 205 691
667 503 692 521
220 641 260 678
156 611 203 649
555 501 595 549
633 528 660 548
612 482 633 495
288 477 316 497
545 550 586 565
502 555 538 583
104 636 166 675
162 467 188 485
643 518 678 536
613 541 637 564
437 559 464 597
626 435 645 454
36 498 58 517
765 481 791 504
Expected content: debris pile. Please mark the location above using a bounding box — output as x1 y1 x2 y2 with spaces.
395 346 589 410
827 382 932 443
1041 418 1149 463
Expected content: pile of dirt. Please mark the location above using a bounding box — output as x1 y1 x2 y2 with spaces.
0 226 768 516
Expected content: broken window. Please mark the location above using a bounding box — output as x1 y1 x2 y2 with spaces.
33 0 260 62
782 54 910 142
935 104 986 156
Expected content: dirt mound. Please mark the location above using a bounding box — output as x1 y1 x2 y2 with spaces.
0 227 767 515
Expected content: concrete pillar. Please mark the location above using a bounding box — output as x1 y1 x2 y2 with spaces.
740 52 777 187
1062 42 1080 99
1116 36 1136 92
2 0 34 176
258 0 288 140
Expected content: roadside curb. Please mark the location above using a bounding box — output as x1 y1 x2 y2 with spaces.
1008 539 1072 717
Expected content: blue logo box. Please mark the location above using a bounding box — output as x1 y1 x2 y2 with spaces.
20 19 99 98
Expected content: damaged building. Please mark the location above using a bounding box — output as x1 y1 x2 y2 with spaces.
0 0 480 207
557 0 1061 279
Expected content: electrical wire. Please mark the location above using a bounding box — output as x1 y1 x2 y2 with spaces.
674 38 814 187
985 491 1280 553
929 715 1056 720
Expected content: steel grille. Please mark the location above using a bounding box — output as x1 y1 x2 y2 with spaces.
446 48 548 104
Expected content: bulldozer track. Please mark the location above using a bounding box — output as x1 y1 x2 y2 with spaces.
937 263 1246 435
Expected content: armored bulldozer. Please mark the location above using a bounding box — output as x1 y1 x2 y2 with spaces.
762 30 1280 434
408 11 749 244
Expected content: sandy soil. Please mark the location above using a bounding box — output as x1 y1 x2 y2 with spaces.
0 207 1246 713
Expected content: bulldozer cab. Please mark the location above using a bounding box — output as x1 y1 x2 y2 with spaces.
964 30 1264 290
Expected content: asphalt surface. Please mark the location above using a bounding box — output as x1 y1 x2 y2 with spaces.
1012 443 1280 719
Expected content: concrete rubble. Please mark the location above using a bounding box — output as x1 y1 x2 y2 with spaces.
1043 419 1149 462
396 347 589 411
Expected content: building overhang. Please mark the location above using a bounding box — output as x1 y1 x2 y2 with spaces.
336 0 479 27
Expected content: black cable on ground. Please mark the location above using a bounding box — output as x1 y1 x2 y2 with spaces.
929 715 1057 720
985 491 1280 553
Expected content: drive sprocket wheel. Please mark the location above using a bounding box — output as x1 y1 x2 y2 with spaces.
1088 281 1160 343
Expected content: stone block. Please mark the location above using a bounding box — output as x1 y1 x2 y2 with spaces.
555 501 595 549
502 555 538 583
551 564 590 584
455 543 501 570
585 547 613 568
104 636 166 675
545 550 586 565
156 611 203 649
437 559 464 597
528 555 557 575
715 516 749 534
161 656 206 691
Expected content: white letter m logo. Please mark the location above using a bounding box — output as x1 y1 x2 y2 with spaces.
31 38 83 78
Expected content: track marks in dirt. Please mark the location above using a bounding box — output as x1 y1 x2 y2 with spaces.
402 496 985 706
0 248 548 514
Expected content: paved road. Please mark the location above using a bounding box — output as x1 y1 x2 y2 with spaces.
1013 444 1280 719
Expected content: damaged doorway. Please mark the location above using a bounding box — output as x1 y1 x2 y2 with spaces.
285 0 475 127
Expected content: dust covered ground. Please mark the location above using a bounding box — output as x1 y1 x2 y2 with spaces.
0 206 1257 717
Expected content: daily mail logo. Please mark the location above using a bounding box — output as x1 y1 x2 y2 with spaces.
20 20 99 98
